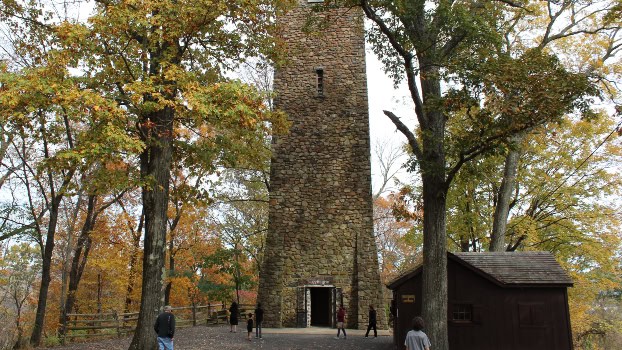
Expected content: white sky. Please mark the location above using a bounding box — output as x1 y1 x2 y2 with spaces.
365 49 415 194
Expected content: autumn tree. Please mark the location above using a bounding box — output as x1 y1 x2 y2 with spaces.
0 243 41 349
315 1 601 347
59 188 130 340
0 35 141 349
371 139 418 280
506 118 622 344
373 195 419 282
163 169 206 305
487 1 622 252
164 208 216 309
47 1 291 348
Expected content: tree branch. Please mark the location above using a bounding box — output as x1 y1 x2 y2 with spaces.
383 110 422 161
360 0 426 126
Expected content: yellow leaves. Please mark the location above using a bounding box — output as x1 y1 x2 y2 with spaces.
55 21 89 44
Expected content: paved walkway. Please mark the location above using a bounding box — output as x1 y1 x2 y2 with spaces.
43 325 395 350
263 326 391 336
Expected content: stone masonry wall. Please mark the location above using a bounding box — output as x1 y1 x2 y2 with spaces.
258 0 386 330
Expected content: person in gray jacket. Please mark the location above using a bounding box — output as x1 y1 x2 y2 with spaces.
404 316 431 350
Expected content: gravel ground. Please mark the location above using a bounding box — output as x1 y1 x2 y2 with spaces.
42 325 396 350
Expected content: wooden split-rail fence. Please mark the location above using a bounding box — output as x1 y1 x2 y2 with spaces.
64 303 256 341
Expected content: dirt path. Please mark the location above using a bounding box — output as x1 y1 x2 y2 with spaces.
42 325 395 350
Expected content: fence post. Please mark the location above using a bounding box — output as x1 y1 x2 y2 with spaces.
192 303 197 327
113 310 121 338
207 302 211 325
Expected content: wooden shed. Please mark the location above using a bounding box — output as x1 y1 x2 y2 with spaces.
388 252 574 350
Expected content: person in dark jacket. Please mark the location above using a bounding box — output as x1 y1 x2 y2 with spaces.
365 305 377 338
246 313 254 341
254 302 264 339
154 305 175 350
229 301 239 332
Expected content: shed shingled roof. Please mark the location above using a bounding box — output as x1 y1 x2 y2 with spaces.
387 251 573 289
452 251 573 286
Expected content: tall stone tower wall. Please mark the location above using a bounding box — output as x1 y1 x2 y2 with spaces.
258 0 385 329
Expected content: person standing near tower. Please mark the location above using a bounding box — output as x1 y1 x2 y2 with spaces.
254 302 264 339
229 301 239 333
365 305 377 338
335 304 347 339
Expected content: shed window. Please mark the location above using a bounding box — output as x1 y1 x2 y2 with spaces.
316 68 324 96
451 304 473 322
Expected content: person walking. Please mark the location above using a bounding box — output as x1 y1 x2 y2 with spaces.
365 305 377 338
154 305 175 350
335 304 346 339
229 301 239 333
254 302 264 339
404 316 431 350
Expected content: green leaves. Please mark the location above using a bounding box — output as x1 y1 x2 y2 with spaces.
445 49 598 167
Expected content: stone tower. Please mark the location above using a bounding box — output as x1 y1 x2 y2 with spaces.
258 0 385 329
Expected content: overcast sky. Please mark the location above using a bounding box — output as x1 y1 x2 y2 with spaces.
365 49 414 195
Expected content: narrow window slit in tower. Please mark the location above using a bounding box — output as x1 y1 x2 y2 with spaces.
316 68 324 96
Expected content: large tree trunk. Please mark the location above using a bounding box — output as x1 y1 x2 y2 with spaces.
489 134 523 251
420 138 449 348
385 63 449 349
128 105 174 350
421 174 448 350
419 64 449 350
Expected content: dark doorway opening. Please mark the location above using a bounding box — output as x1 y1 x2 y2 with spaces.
310 287 331 326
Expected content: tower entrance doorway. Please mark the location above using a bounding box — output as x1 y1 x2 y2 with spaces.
297 285 342 328
310 287 331 326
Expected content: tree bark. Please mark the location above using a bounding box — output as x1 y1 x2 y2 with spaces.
419 68 449 349
128 104 174 350
30 193 62 346
421 173 448 350
30 116 76 347
383 61 449 350
59 195 98 339
124 211 144 313
97 272 103 314
164 238 174 306
164 209 181 305
58 192 83 344
489 134 523 251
